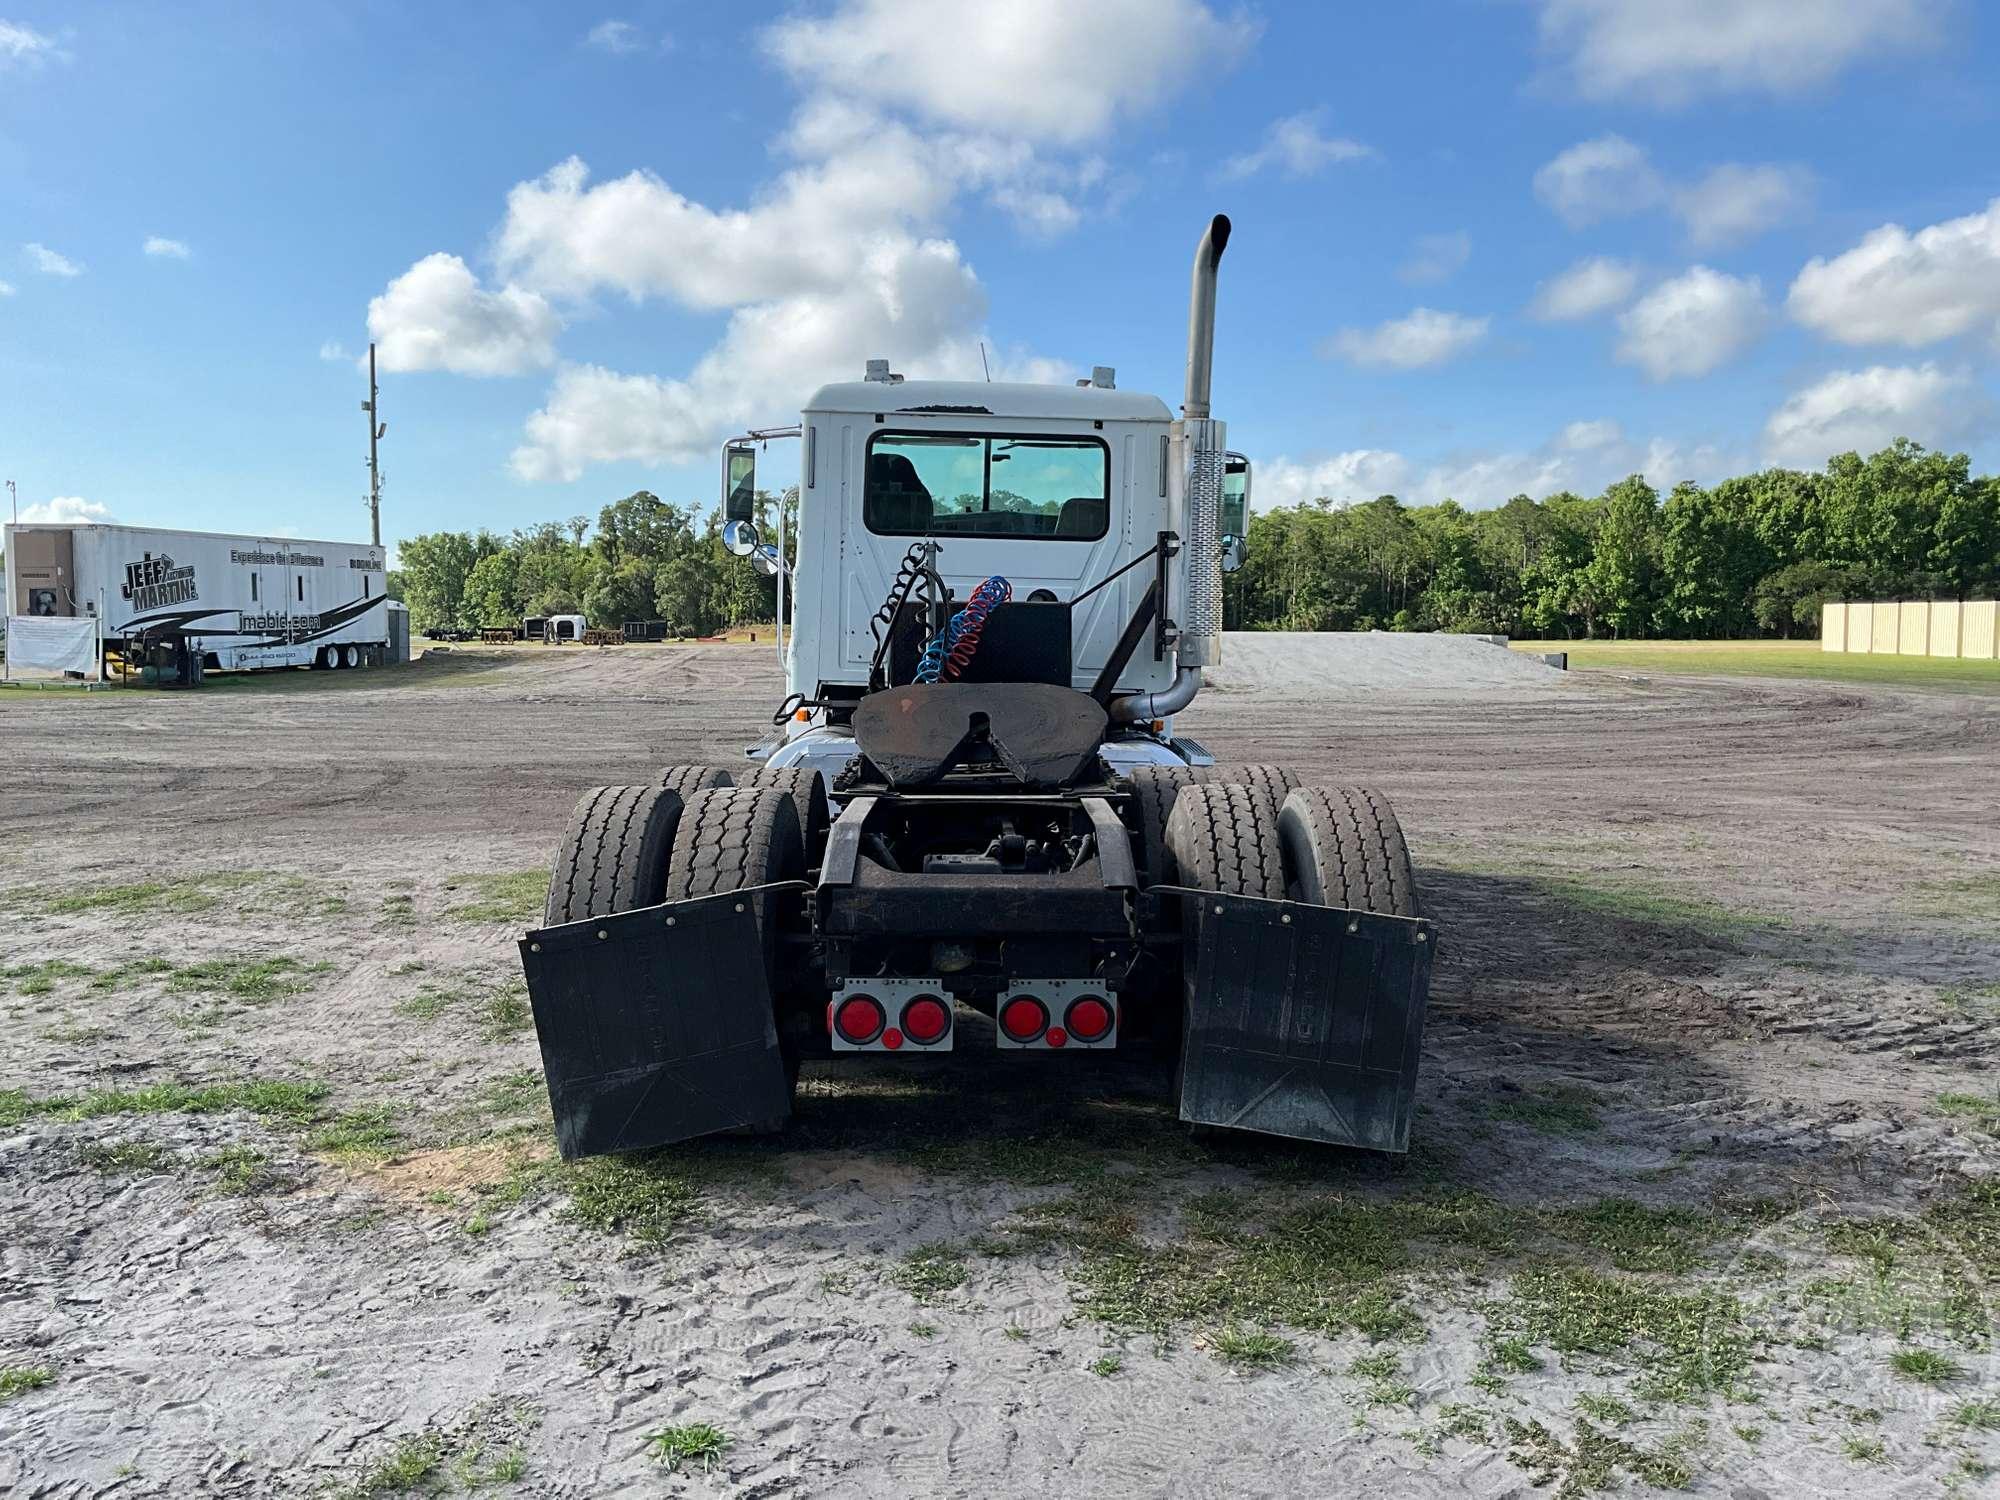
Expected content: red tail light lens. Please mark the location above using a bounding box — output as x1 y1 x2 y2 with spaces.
1064 996 1112 1042
901 995 951 1045
998 996 1048 1042
833 994 885 1044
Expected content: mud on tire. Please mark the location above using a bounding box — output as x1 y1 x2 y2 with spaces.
1277 786 1419 916
543 784 685 926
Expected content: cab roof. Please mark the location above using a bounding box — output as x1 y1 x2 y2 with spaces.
804 379 1173 423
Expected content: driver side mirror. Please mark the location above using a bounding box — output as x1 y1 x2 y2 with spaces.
723 445 757 523
1221 452 1251 540
722 518 759 557
1220 535 1247 574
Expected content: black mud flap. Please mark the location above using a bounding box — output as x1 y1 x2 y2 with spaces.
1166 889 1434 1152
517 883 807 1159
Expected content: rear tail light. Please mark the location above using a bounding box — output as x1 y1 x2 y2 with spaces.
830 980 954 1052
998 996 1049 1043
832 994 885 1045
900 995 952 1046
997 983 1116 1050
1064 996 1113 1043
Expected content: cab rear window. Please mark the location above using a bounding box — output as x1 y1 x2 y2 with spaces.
864 431 1110 541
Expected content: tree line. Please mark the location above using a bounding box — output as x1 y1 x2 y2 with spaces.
1225 438 1999 638
389 439 1998 642
391 491 787 638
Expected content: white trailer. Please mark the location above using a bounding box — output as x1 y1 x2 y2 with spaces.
2 522 390 672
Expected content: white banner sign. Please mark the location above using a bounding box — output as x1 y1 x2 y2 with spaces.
5 615 99 678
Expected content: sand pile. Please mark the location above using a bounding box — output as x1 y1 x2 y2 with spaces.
1206 630 1570 694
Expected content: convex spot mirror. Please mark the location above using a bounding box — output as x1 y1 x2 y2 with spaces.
750 543 784 579
1220 536 1247 574
723 445 757 523
722 518 760 557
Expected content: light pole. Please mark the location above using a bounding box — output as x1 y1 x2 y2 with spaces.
361 343 386 547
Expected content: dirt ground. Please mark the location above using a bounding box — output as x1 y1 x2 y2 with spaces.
3 642 1997 1498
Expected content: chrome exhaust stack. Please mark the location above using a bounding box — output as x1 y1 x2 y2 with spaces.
1178 214 1229 672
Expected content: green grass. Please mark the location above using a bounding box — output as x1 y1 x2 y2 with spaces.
1547 1199 1724 1273
1489 1266 1749 1404
79 1140 178 1174
908 1321 938 1338
444 871 546 925
6 1078 329 1126
1512 637 2000 696
2 953 329 1005
1951 1398 2000 1431
646 1423 731 1474
1574 1394 1634 1426
1503 1416 1697 1498
1889 1347 1962 1384
564 1153 713 1247
204 1145 289 1196
1842 1434 1886 1463
347 1432 445 1496
0 1366 55 1402
894 1243 969 1304
1206 1324 1296 1368
0 959 96 994
1487 1084 1605 1136
307 1105 403 1160
1090 1354 1123 1377
1530 875 1777 938
398 973 532 1038
1936 1092 2000 1125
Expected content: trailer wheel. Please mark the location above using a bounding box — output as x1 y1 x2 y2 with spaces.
1197 763 1301 805
657 764 734 798
1277 787 1420 917
1127 765 1201 885
543 784 686 927
741 765 831 866
311 647 331 671
665 787 809 1124
342 644 360 669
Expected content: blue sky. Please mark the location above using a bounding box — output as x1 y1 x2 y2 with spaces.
4 1 1998 554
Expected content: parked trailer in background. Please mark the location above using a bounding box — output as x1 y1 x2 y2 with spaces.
2 522 390 672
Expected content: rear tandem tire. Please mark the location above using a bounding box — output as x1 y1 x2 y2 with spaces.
1196 763 1301 806
657 764 734 799
1126 765 1202 886
1276 786 1420 917
740 765 832 868
543 784 686 927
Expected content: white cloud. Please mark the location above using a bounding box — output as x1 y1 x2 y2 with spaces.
1535 0 1944 105
1762 363 1994 467
142 235 191 259
585 20 642 53
0 278 14 297
1324 309 1489 371
0 19 57 66
1788 198 2000 348
23 242 82 277
20 496 111 524
1257 425 1741 510
762 0 1256 146
1256 451 1413 509
1533 135 1663 228
1534 138 1810 247
366 253 561 376
1529 257 1641 321
319 340 350 362
1673 163 1812 249
1221 109 1373 181
1398 231 1471 286
1556 418 1623 451
511 237 999 480
1614 266 1766 380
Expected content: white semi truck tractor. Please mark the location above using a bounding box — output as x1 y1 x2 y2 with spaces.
519 216 1433 1159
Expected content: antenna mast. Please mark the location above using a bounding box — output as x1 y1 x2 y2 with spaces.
363 343 386 547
